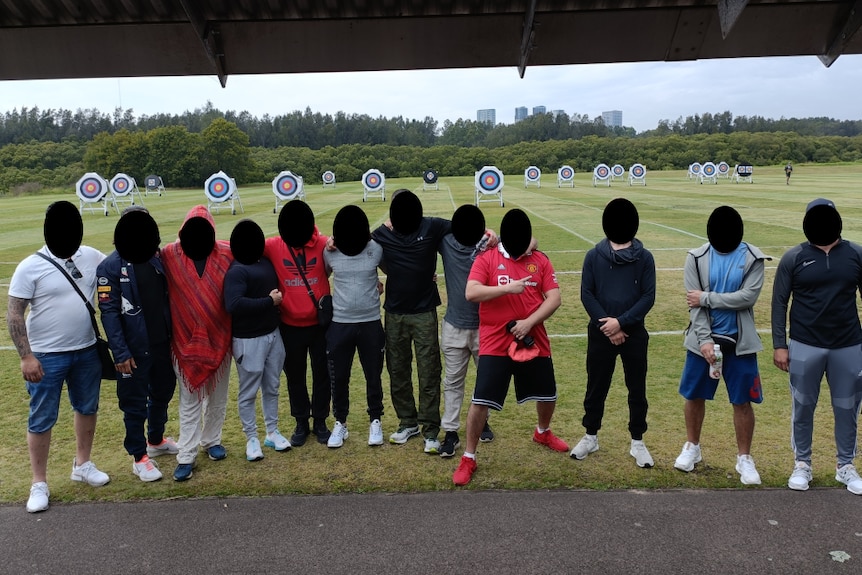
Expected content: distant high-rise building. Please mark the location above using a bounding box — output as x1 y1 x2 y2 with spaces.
602 110 623 128
514 107 528 122
550 109 566 118
477 109 496 125
533 106 547 115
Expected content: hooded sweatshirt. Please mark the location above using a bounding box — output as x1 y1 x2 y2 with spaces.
263 225 330 327
580 238 656 331
161 205 233 393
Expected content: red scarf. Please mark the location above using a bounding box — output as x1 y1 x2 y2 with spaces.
161 206 233 395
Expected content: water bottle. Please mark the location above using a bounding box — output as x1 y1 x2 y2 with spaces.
709 343 723 379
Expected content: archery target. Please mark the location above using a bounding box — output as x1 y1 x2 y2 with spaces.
594 164 611 180
273 171 303 200
423 169 438 184
322 170 335 184
475 166 504 195
689 163 702 175
525 166 541 182
204 171 236 203
110 173 135 197
737 163 753 175
76 172 109 202
362 169 384 190
611 164 625 178
630 164 646 178
558 166 574 181
717 161 730 175
702 162 717 177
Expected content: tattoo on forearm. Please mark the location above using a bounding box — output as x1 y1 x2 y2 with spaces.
7 296 32 358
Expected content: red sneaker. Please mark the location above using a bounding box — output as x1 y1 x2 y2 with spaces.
533 429 569 452
452 456 477 486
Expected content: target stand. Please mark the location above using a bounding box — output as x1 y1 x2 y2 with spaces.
144 174 166 196
593 164 611 187
688 163 702 180
629 163 647 186
76 172 110 216
475 166 504 207
322 170 336 188
362 169 385 202
423 169 439 191
557 166 575 188
733 163 754 184
611 164 625 182
272 171 305 213
109 173 144 214
717 161 731 179
699 162 718 185
205 171 243 215
524 166 541 188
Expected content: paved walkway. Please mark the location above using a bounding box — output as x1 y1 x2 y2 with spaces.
2 488 861 574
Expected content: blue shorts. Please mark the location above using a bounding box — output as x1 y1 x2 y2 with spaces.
678 349 763 405
27 346 102 433
471 355 557 411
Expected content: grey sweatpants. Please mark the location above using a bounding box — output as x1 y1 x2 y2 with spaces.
788 339 862 466
234 328 286 439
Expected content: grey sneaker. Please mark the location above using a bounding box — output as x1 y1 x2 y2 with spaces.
570 434 599 460
264 430 291 452
630 440 654 468
70 458 110 486
788 461 812 491
389 425 420 445
328 421 349 448
424 438 441 454
836 463 862 495
673 442 702 472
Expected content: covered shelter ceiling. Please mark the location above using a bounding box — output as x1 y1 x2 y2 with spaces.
1 1 861 87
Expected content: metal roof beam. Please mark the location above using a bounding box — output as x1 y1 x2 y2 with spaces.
819 0 862 67
179 0 227 86
517 0 538 78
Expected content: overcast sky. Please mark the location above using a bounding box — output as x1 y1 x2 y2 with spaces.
1 55 860 133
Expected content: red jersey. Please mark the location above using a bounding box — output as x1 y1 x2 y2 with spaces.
468 245 558 357
264 226 330 327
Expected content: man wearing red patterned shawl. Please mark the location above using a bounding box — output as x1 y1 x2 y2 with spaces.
161 205 233 481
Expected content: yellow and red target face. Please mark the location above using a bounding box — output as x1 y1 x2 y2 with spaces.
632 165 645 177
80 178 104 198
323 171 334 183
365 172 382 188
718 162 729 174
115 180 127 191
208 177 230 199
703 163 716 176
612 165 624 176
560 167 573 180
526 168 539 180
596 165 609 178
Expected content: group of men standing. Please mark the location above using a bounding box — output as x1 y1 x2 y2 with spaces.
8 190 862 512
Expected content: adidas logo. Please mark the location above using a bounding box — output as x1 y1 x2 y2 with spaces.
497 264 506 270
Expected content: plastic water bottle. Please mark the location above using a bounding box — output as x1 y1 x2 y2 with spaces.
709 344 723 379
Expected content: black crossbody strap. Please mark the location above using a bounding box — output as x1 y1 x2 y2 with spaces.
35 251 103 339
287 245 319 306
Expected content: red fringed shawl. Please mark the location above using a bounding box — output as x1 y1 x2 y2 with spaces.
161 206 233 394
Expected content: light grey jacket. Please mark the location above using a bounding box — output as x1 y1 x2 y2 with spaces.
683 242 771 356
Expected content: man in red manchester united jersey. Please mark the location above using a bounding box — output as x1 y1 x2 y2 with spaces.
453 209 568 486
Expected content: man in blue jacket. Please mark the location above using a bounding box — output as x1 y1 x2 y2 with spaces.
97 207 176 482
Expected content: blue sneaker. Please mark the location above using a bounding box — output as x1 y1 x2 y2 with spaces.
173 463 194 482
206 444 227 461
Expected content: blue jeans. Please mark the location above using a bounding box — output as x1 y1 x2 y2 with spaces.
27 345 102 433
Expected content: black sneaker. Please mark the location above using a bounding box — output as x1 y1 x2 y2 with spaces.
439 431 460 458
312 419 331 444
479 422 495 443
290 419 309 447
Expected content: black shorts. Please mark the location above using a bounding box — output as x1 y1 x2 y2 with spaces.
471 355 557 411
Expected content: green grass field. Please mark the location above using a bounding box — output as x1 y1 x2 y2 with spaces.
1 162 861 505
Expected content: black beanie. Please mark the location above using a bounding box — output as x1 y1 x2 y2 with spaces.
44 201 83 259
279 200 315 248
500 209 532 260
707 206 744 254
390 190 423 235
115 209 160 264
179 217 216 260
333 204 371 257
803 204 842 246
230 219 265 265
451 204 486 247
602 198 639 244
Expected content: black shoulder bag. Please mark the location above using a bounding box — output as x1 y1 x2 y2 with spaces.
287 246 333 330
36 252 116 380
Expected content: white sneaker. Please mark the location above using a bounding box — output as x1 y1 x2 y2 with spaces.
368 419 384 446
630 440 654 468
389 425 420 444
424 438 441 454
735 454 761 485
264 430 291 452
674 442 702 472
570 434 599 460
788 461 812 491
328 421 349 448
26 482 49 513
836 463 862 495
246 437 264 461
146 437 179 457
132 455 163 482
70 458 110 486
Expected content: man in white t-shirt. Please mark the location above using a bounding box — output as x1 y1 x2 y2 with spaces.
7 201 110 513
